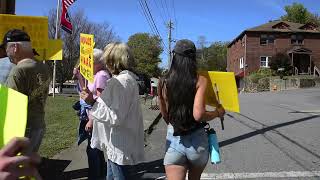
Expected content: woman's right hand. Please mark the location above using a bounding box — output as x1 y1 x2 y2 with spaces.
80 88 95 106
216 105 225 118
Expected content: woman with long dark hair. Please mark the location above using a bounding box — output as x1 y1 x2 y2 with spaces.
158 39 225 180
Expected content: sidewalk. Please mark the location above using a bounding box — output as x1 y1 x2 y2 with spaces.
39 97 166 180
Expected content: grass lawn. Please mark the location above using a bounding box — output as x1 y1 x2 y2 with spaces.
39 95 79 158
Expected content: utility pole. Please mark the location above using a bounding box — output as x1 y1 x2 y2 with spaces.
0 0 15 14
167 20 174 69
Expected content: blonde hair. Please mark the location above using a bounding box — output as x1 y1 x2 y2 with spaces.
102 42 135 75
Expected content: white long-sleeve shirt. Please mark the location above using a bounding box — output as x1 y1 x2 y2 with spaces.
90 70 145 165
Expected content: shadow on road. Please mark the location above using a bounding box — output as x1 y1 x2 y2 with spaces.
221 113 320 171
220 114 319 148
38 158 72 180
38 158 165 180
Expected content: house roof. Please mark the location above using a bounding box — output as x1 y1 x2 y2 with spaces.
228 20 320 47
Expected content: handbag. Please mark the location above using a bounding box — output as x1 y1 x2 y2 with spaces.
205 124 221 164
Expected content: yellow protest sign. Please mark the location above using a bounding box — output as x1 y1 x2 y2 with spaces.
80 33 94 83
0 14 48 49
36 39 63 60
199 71 240 113
0 84 28 148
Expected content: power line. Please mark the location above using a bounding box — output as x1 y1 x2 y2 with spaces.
138 0 158 37
142 0 168 52
172 0 178 39
163 0 171 20
152 0 166 25
160 0 170 21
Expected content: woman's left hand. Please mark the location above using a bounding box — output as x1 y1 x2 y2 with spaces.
80 88 95 106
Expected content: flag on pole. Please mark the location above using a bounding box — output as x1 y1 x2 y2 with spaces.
61 0 76 34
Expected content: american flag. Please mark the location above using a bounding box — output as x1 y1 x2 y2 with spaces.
61 0 76 34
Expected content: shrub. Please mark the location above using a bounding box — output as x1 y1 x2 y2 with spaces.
269 53 292 76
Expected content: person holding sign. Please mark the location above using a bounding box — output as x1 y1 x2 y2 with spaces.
86 48 110 179
71 49 109 179
158 39 225 180
1 29 51 152
81 43 144 180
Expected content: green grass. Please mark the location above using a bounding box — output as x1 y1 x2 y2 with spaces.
39 96 79 158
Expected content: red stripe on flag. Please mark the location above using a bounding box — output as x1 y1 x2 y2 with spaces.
65 0 74 6
64 1 71 7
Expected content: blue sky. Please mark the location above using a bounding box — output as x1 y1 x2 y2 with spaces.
16 0 319 67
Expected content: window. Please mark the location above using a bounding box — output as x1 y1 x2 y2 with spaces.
260 34 268 45
260 56 271 67
268 35 275 44
260 34 275 45
240 57 244 69
291 34 304 44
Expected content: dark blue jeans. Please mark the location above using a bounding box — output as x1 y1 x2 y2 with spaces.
87 136 106 180
106 159 140 180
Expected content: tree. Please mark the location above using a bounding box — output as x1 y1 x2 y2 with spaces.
196 36 209 70
309 13 320 26
269 53 292 77
127 33 163 77
281 3 320 25
197 41 228 71
47 9 119 85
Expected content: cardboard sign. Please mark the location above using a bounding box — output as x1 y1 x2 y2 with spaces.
36 39 63 60
199 71 240 113
79 33 94 83
0 14 48 49
0 84 28 148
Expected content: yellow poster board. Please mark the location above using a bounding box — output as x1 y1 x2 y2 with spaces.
0 84 28 148
199 71 240 113
80 33 94 83
0 14 48 49
36 39 63 60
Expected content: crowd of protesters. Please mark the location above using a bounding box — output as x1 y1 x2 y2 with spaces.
0 29 225 180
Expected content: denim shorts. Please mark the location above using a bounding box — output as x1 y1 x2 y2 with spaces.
163 125 209 167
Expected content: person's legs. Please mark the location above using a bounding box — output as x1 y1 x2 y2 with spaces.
163 147 188 180
188 164 207 180
185 129 209 180
106 160 114 180
186 147 208 180
87 136 106 180
165 165 187 180
107 159 139 180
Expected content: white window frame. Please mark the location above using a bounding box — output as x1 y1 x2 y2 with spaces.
260 56 271 68
240 57 244 69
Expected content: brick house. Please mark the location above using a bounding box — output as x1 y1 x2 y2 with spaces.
227 20 320 87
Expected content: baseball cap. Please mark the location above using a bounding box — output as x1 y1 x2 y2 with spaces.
0 29 39 56
173 39 196 57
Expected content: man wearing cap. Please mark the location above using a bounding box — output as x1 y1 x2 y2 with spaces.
1 29 51 152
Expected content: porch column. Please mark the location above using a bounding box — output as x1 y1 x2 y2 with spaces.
291 53 294 76
309 55 312 75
